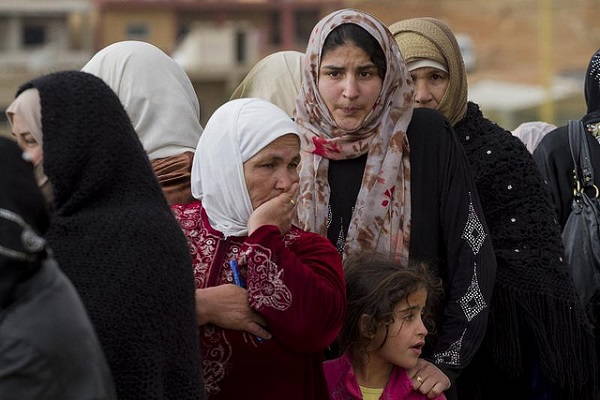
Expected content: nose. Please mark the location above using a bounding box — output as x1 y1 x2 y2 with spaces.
416 315 428 337
413 79 433 107
342 75 359 100
275 168 299 192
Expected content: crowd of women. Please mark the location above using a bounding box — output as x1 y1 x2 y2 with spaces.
1 8 599 400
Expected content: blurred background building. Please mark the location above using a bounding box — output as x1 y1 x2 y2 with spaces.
0 0 93 132
1 0 600 133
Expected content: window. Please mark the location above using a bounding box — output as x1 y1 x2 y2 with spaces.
22 24 46 47
270 12 280 46
126 23 149 40
235 30 246 64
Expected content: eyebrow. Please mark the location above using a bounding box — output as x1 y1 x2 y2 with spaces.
255 155 301 163
397 305 420 314
320 63 377 71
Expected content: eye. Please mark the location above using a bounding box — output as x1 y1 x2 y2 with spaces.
288 161 299 169
260 163 275 169
359 71 372 78
23 137 38 147
403 312 415 321
327 71 341 79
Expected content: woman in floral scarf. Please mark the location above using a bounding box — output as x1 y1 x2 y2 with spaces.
295 9 496 400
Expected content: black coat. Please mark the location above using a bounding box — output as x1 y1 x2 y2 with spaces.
328 108 497 389
457 102 597 399
18 72 204 400
0 137 116 400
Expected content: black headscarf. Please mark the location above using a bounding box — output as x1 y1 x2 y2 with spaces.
0 138 48 308
17 71 204 400
584 48 600 124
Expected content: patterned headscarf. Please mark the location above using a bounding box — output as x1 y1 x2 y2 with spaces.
390 18 468 126
295 9 414 264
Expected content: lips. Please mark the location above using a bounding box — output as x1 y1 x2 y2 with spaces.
409 341 425 354
337 105 362 114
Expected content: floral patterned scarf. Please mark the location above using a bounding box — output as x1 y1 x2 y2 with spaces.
295 9 414 264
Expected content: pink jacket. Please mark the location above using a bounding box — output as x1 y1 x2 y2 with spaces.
323 354 446 400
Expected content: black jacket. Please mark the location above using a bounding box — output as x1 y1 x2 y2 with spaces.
0 260 117 400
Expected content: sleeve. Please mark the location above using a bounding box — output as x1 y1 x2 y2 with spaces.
0 337 59 400
430 126 497 376
242 226 346 353
533 135 573 227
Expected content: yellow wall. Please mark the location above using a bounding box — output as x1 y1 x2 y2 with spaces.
99 9 177 53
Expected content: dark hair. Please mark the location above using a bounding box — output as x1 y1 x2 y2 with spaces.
339 256 442 364
322 23 387 80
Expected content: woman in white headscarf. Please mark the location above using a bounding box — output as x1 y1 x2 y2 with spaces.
512 121 556 154
82 40 204 205
6 89 52 204
173 98 345 399
230 51 303 118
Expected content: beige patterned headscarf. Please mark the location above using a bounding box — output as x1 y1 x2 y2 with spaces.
230 51 303 118
295 9 414 264
390 17 468 126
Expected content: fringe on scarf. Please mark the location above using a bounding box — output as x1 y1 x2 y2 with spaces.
487 283 599 399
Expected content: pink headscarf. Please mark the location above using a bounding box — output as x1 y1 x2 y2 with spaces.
295 9 414 264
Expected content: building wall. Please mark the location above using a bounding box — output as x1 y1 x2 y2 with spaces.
98 9 177 53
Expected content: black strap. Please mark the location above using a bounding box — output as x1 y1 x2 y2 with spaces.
568 120 595 188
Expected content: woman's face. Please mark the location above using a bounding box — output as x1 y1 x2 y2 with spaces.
9 113 43 166
410 67 449 110
318 43 383 131
243 134 301 210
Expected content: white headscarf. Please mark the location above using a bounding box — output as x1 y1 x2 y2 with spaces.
230 51 304 118
512 121 557 154
6 89 43 145
192 98 299 237
82 41 203 159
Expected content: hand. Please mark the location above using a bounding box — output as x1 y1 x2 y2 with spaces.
407 359 451 399
247 182 299 235
195 285 272 340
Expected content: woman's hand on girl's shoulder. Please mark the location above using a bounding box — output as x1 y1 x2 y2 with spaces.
407 359 450 399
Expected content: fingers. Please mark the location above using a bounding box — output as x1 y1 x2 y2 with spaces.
288 182 299 199
245 321 272 340
412 368 450 398
427 382 446 399
406 364 421 380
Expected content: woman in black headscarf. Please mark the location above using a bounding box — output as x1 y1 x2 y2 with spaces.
535 49 600 226
0 137 116 400
535 50 600 391
393 19 598 400
10 71 204 400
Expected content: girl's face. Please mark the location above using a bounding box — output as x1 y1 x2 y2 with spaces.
318 43 383 131
369 287 428 370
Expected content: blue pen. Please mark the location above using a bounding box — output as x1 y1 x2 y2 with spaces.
229 259 243 287
229 259 265 342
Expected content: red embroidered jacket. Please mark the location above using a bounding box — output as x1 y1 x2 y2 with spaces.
172 201 346 399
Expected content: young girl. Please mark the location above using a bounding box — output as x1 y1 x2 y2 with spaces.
323 257 445 400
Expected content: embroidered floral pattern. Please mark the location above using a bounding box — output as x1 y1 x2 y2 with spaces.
172 202 220 289
246 244 293 311
201 325 232 396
